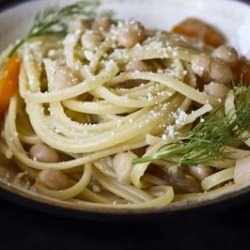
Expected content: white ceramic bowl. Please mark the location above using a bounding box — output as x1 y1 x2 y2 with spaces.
1 0 250 56
1 0 250 218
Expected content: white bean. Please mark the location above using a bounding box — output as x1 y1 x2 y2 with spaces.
37 170 72 190
212 45 238 65
30 144 59 163
167 167 202 193
53 66 78 90
209 60 233 84
81 30 102 51
191 55 210 78
188 165 213 181
117 21 145 48
92 16 112 32
68 18 92 33
204 81 229 99
125 60 151 72
112 151 137 184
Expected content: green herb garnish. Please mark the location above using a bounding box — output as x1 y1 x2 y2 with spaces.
133 87 250 166
8 0 100 57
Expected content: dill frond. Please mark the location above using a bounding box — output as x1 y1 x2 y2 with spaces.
133 87 250 166
8 0 100 57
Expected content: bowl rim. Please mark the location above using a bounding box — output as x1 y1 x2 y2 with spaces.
1 176 250 220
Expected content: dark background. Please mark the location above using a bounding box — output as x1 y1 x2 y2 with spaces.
1 0 250 249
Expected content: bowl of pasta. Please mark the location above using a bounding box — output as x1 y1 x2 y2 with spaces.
1 0 250 220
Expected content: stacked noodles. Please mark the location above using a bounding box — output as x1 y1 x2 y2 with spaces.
0 15 248 208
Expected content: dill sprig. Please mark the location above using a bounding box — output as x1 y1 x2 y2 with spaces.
133 87 250 166
8 0 100 57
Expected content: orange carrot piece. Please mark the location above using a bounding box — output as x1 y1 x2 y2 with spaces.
0 55 21 115
232 59 250 85
172 18 225 47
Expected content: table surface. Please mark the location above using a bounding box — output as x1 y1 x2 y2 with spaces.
1 0 250 249
1 199 250 250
